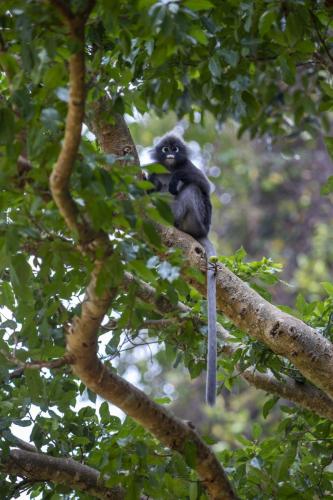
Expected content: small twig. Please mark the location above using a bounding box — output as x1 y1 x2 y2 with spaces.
8 355 74 379
324 311 333 337
10 478 40 497
0 32 6 52
101 318 176 333
310 10 333 71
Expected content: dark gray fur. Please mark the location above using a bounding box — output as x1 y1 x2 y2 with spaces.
149 134 217 406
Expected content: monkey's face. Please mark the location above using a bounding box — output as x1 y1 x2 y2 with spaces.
153 135 188 169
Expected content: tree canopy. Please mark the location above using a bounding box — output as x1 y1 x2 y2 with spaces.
0 1 333 499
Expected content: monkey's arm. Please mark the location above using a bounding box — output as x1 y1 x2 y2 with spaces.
169 166 210 196
148 173 163 192
148 173 173 194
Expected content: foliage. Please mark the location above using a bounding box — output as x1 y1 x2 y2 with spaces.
0 0 333 498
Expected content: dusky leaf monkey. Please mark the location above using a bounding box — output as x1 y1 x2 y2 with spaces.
149 134 217 406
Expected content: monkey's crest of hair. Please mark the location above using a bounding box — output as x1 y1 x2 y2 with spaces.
151 133 190 168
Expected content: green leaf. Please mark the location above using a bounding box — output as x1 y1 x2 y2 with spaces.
189 481 198 500
0 108 15 144
275 445 297 481
184 440 197 468
145 163 169 174
208 56 222 78
263 396 279 418
321 82 333 98
220 49 239 68
10 254 34 304
295 40 315 53
25 370 44 403
154 197 173 224
142 221 161 245
278 54 295 84
252 422 262 440
184 0 214 11
258 10 276 36
285 13 303 46
242 91 259 115
31 423 44 449
0 282 15 309
96 253 124 292
295 293 307 314
321 176 333 195
154 396 171 404
0 53 20 79
324 137 333 160
321 282 333 296
189 27 209 45
98 168 114 196
11 419 32 427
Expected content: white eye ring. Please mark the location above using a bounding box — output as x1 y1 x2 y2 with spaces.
162 146 169 153
173 146 179 153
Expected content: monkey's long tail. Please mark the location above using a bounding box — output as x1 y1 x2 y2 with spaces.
199 237 217 406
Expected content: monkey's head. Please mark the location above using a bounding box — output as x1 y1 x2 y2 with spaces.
152 135 188 169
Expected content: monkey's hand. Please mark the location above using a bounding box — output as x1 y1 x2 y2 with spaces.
169 173 184 195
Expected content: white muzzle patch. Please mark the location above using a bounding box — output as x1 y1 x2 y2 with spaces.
165 155 175 166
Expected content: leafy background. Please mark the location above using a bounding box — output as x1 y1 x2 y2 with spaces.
0 0 333 498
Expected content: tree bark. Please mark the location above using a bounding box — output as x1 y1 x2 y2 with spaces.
47 5 236 499
1 449 124 499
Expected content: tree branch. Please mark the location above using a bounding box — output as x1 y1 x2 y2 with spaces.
49 1 98 245
310 10 333 71
66 262 236 499
88 102 139 165
7 434 38 453
241 368 333 418
8 355 73 380
122 271 333 421
1 448 124 499
157 224 333 401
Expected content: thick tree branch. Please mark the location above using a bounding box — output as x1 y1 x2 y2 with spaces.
241 368 333 419
158 225 333 400
122 271 333 421
88 103 139 165
49 2 97 244
66 262 236 500
1 449 124 499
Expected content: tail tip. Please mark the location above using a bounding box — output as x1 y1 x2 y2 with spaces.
206 391 216 407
